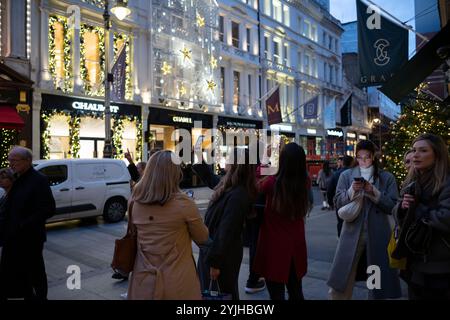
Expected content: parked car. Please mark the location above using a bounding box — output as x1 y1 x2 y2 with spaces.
33 158 131 223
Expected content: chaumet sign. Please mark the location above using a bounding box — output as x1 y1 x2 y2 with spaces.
72 101 120 113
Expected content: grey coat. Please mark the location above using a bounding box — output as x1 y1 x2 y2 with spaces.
327 167 402 299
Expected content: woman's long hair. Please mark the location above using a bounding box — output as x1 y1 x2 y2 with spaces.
132 150 183 205
272 143 310 219
403 133 449 196
355 140 380 180
210 148 257 206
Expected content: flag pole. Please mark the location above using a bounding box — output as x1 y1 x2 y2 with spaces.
249 84 280 110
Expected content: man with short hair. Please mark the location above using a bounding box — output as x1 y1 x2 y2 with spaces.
0 146 55 300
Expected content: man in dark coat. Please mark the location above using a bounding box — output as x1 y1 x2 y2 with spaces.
0 146 55 300
327 156 353 237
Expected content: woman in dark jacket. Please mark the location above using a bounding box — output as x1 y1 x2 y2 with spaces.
197 149 256 300
253 143 311 300
393 133 450 300
0 168 15 247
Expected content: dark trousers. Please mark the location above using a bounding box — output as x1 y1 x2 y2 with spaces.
246 218 261 283
266 261 304 300
0 240 47 300
335 211 343 237
408 276 450 300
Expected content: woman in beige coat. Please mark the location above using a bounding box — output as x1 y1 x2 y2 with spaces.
127 150 209 300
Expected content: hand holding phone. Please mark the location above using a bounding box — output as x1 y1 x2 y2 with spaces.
352 177 365 192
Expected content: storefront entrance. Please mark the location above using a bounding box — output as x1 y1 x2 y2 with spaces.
79 138 105 158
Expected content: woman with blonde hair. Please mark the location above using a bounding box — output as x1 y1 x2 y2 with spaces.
127 150 209 300
393 133 450 299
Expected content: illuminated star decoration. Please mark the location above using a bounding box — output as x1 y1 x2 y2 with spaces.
179 84 187 96
210 56 217 69
161 61 172 75
180 47 192 61
196 14 205 28
206 79 216 92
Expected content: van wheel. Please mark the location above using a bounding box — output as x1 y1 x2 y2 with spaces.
103 197 126 223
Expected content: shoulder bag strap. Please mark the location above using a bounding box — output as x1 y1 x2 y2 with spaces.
127 201 135 235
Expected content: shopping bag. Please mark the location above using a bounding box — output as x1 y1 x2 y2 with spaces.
202 279 232 300
387 228 407 270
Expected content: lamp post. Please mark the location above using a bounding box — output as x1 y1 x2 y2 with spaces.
103 0 131 158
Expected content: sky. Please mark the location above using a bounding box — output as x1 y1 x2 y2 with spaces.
330 0 417 55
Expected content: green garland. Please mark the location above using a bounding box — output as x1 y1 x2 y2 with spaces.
68 115 81 158
0 129 18 167
80 24 105 96
41 109 141 160
135 117 142 161
112 117 124 159
49 15 73 92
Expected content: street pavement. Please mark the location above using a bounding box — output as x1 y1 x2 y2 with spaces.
44 187 407 300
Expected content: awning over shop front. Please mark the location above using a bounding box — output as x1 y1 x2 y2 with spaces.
0 106 25 130
379 23 450 104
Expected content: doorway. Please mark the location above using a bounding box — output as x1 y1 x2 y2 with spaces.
79 137 105 158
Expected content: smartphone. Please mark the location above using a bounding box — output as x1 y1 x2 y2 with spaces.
353 177 365 182
404 181 415 195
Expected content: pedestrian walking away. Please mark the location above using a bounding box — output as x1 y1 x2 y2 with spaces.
127 150 209 300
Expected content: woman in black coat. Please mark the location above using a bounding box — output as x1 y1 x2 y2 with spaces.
393 134 450 300
196 150 256 300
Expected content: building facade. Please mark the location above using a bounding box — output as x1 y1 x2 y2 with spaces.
2 0 376 181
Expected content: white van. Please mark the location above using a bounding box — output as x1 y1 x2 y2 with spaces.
33 159 131 223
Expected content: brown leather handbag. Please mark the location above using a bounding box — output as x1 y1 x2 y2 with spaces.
111 201 137 274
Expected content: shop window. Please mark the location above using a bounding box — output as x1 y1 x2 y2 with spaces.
49 15 72 92
48 114 70 159
81 25 105 96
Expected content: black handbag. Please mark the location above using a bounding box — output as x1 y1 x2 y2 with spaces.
404 218 433 256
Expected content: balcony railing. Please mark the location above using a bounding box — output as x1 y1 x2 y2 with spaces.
220 43 259 65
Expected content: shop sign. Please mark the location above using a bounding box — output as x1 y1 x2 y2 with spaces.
327 129 343 137
359 135 367 140
172 116 193 124
307 128 317 135
347 132 357 139
72 101 119 113
270 124 292 132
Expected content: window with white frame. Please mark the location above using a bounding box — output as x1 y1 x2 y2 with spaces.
323 62 327 80
273 40 280 64
248 74 252 105
328 35 333 50
264 36 269 59
283 4 290 27
329 64 333 83
273 0 282 22
264 0 271 16
335 39 339 53
231 21 240 48
303 20 311 39
297 16 302 34
246 27 251 52
311 24 317 42
304 54 310 75
297 51 302 71
233 71 240 106
312 57 317 78
335 66 339 84
283 43 289 66
219 16 224 42
323 31 327 46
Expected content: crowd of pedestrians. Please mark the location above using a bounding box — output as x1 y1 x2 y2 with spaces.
0 132 449 300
